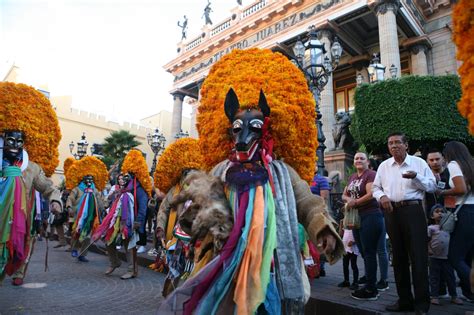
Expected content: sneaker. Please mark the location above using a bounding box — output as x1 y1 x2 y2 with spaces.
137 246 146 254
337 280 350 288
351 287 379 301
71 249 79 257
461 293 474 302
451 297 463 305
376 279 389 291
349 282 359 290
78 256 89 262
430 298 440 305
358 275 367 284
147 248 159 257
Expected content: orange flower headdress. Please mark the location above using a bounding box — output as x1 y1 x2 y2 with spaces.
198 48 317 182
0 82 62 176
63 157 76 190
68 156 108 191
453 0 474 134
154 138 204 193
121 149 152 197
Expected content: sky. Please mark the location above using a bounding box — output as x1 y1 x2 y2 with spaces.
0 0 242 123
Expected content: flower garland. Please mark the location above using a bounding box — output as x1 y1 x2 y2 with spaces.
453 0 474 134
63 157 76 190
121 149 152 197
198 48 317 182
68 156 108 191
154 138 204 193
0 82 62 176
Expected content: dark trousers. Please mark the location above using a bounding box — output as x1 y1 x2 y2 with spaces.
343 252 359 283
429 257 457 297
384 204 430 312
353 212 386 290
448 204 474 297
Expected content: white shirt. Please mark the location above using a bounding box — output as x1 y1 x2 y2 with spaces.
372 154 436 202
342 229 359 255
447 161 474 205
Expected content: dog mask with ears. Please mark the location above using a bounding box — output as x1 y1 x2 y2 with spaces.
224 88 270 162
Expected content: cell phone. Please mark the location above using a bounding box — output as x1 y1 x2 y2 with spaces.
437 181 446 189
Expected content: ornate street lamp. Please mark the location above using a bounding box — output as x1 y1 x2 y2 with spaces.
69 132 89 160
292 25 343 176
389 64 398 79
174 129 189 139
147 128 166 176
367 53 385 83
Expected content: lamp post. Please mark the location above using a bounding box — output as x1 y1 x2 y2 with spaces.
69 132 89 160
175 129 189 139
147 128 166 176
367 53 386 83
292 25 343 176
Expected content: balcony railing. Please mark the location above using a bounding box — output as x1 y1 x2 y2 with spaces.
211 18 232 37
242 0 268 18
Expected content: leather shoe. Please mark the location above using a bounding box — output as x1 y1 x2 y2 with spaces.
385 301 414 312
120 272 137 280
105 265 120 275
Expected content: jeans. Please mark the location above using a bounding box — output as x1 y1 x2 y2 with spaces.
448 204 474 297
377 228 389 281
354 211 385 291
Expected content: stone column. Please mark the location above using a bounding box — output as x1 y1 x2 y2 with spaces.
375 0 401 78
189 99 199 138
318 29 336 151
409 44 429 75
171 93 184 143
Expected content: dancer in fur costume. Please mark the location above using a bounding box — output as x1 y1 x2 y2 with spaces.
158 49 344 315
94 149 150 279
0 82 63 286
152 138 210 296
66 156 106 262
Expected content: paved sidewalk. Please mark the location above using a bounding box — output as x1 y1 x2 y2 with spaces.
1 238 473 314
0 240 165 315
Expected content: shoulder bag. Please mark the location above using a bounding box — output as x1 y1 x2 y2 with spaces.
440 192 470 233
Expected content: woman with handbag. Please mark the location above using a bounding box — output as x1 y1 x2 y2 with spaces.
343 152 388 301
438 141 474 302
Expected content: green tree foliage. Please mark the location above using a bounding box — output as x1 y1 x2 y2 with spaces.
101 130 141 167
351 75 473 155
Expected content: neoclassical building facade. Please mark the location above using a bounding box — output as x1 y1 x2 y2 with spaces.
164 0 457 171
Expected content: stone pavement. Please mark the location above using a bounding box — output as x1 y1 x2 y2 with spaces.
1 238 473 315
0 240 165 315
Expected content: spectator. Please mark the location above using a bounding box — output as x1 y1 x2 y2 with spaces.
338 227 359 290
438 141 474 302
426 149 454 214
343 152 387 301
310 165 331 277
372 132 436 313
427 204 463 306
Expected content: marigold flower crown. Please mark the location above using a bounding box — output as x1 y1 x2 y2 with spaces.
154 138 204 193
197 48 317 182
0 82 62 176
121 149 152 197
68 156 108 191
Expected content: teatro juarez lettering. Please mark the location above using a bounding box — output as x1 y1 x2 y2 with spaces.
174 0 342 83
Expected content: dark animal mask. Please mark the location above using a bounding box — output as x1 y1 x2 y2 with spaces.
82 175 94 187
3 130 25 162
224 88 270 162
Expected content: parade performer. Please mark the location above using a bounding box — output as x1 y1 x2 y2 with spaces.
0 82 63 286
151 138 206 295
158 48 344 314
66 156 107 262
93 149 151 279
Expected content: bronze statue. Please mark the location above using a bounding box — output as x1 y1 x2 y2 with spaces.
332 111 352 151
177 15 188 40
202 1 213 25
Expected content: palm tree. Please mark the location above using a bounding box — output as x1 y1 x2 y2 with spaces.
101 130 141 164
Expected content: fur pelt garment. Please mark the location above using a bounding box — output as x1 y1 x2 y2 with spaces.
171 171 233 255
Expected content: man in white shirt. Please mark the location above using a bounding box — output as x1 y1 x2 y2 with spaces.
372 132 436 314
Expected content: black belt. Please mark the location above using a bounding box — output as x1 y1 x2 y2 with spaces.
391 199 422 208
